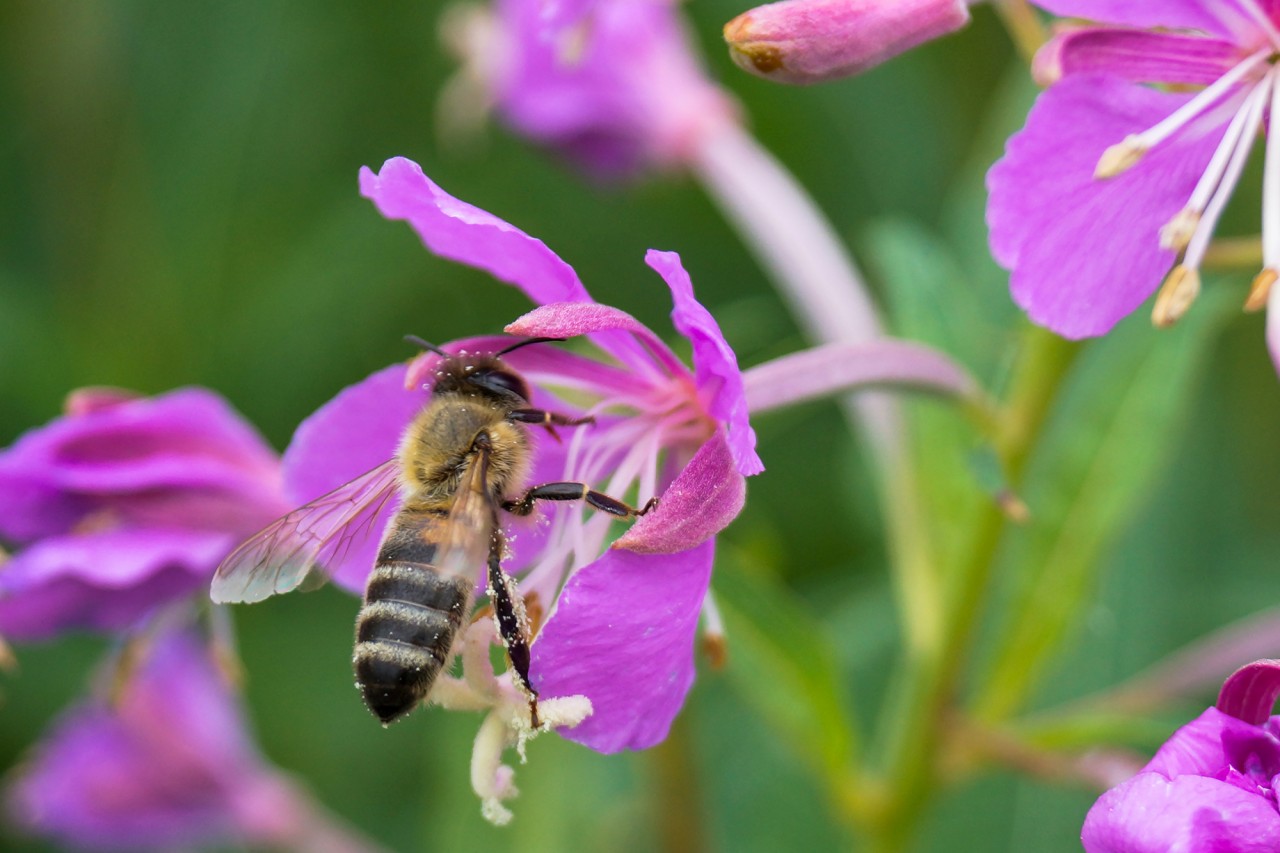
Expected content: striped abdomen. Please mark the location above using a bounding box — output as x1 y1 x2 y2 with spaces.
353 510 472 725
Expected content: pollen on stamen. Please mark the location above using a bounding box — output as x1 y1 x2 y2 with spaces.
1159 209 1200 252
1095 135 1147 179
1151 265 1201 328
1246 268 1277 312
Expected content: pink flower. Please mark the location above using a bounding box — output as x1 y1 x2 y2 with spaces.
443 0 736 177
1082 659 1280 852
987 1 1280 367
8 630 320 852
0 388 289 639
270 156 971 822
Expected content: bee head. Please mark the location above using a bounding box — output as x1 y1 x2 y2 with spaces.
434 355 532 404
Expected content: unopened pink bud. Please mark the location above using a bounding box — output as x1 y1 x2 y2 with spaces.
724 0 969 85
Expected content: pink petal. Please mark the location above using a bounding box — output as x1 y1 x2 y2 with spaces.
743 340 976 414
986 75 1228 338
1144 707 1256 778
1268 282 1280 376
1219 661 1280 725
1032 0 1232 38
530 538 714 753
1041 27 1238 86
0 530 233 639
1082 772 1280 852
505 301 686 378
614 432 745 553
359 157 591 306
282 363 426 592
0 389 283 542
645 250 762 475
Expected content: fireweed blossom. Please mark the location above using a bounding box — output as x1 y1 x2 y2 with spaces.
281 156 971 824
441 0 735 178
8 628 376 853
1082 659 1280 851
987 1 1280 367
0 387 290 639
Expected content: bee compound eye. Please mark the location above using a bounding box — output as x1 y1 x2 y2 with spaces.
476 369 531 402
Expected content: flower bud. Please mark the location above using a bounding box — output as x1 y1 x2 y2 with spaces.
724 0 970 85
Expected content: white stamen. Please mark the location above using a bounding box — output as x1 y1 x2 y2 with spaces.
1133 48 1270 152
1184 75 1272 270
1264 67 1280 268
1185 76 1266 213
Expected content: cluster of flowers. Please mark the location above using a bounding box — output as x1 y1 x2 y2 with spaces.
9 0 1280 848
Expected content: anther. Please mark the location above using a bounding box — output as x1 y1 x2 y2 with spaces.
1159 209 1201 252
1152 265 1201 328
1246 268 1277 312
1095 136 1146 179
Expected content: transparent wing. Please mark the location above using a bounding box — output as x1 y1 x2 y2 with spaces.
211 460 401 604
433 444 499 582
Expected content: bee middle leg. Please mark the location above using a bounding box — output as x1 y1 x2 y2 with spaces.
486 530 540 728
503 482 658 519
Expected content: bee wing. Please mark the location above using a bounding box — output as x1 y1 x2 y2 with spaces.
211 460 401 604
432 443 499 581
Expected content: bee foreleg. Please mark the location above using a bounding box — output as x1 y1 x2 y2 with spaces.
503 482 658 519
507 408 594 437
486 530 540 729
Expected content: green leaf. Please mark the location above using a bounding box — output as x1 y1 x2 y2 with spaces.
974 288 1237 721
713 548 858 784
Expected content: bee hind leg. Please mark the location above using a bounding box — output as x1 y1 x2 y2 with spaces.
486 531 541 729
503 482 657 518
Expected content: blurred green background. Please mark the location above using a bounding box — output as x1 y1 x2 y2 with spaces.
2 2 1279 851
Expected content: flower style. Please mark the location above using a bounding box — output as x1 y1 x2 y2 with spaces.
723 0 971 86
0 387 289 639
7 629 360 853
987 1 1280 367
1082 659 1280 852
283 156 972 823
441 0 737 178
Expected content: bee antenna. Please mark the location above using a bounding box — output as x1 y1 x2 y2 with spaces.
404 335 447 357
496 336 565 356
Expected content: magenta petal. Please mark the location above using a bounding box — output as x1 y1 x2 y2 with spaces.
1032 0 1232 37
530 539 713 753
1082 772 1280 852
505 301 685 377
1144 707 1257 777
614 433 744 553
0 388 283 542
1046 27 1238 85
645 250 762 475
0 530 233 639
359 157 591 306
1268 287 1280 377
987 75 1227 338
282 363 427 593
1218 660 1280 724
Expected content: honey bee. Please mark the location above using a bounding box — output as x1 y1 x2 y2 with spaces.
211 337 655 726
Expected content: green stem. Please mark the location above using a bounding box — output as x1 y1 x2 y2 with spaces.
865 325 1080 844
992 0 1048 62
649 713 705 853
